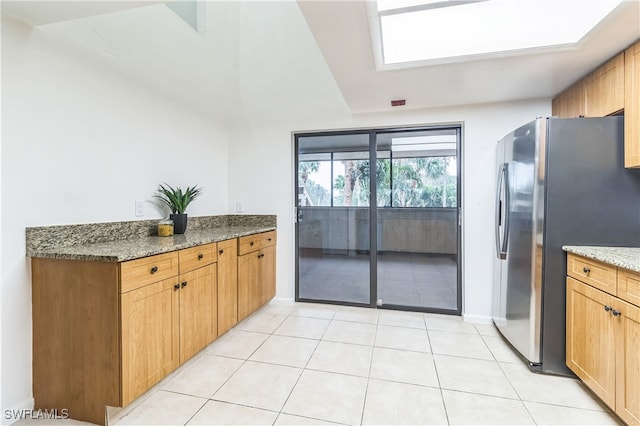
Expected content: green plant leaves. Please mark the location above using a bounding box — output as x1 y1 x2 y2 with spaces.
154 183 203 214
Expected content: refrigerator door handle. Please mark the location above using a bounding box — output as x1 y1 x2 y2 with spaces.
501 163 510 258
495 163 506 259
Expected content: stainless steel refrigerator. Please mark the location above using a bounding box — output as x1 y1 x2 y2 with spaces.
492 116 640 376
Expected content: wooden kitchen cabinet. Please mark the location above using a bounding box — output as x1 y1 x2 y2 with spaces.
584 52 625 117
625 41 640 168
122 244 217 400
32 243 218 424
32 258 121 425
121 277 180 405
262 244 276 303
566 254 617 295
566 277 617 407
552 53 624 119
237 231 277 321
176 242 218 363
566 253 640 424
238 248 260 322
32 229 276 425
178 263 217 363
616 299 640 424
552 40 640 168
217 238 238 335
552 80 585 118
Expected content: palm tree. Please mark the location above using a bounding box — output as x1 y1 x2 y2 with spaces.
333 156 455 208
299 161 320 206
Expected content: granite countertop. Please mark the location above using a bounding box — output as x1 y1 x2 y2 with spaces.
563 246 640 273
29 225 276 262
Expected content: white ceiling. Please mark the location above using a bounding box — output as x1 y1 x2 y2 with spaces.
2 0 639 117
297 0 640 113
0 1 156 26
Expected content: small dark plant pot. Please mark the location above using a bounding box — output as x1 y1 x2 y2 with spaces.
170 213 188 234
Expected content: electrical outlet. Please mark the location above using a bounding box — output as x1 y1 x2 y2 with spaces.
135 200 144 217
236 201 243 213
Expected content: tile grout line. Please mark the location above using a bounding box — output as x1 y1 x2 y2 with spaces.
424 313 452 425
358 310 380 425
273 306 331 424
201 306 292 424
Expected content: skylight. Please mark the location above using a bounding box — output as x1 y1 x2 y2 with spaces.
375 0 624 66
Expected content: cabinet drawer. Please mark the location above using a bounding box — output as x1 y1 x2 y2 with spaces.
618 268 640 307
120 252 179 293
567 254 617 295
238 231 276 255
179 243 217 273
260 231 276 248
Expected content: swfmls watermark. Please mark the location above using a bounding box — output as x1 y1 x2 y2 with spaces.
4 409 70 421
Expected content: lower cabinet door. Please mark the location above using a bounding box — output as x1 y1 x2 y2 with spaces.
179 263 217 363
566 277 617 408
238 252 260 322
261 245 276 305
616 300 640 424
120 278 180 405
217 239 238 335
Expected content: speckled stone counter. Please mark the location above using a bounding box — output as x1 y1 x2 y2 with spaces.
26 215 276 262
563 246 640 273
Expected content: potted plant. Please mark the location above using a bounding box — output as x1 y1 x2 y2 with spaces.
155 183 203 234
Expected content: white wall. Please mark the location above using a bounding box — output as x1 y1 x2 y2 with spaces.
227 99 551 323
1 14 229 421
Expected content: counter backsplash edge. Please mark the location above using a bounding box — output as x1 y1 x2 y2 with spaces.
25 215 277 255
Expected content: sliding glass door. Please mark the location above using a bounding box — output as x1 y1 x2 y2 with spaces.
375 129 460 312
295 126 461 313
296 133 372 305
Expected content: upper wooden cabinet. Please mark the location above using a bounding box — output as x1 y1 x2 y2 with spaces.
552 80 585 118
552 41 640 168
553 53 624 119
625 42 640 168
584 53 625 117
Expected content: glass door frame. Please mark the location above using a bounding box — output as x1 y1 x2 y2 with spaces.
294 124 463 315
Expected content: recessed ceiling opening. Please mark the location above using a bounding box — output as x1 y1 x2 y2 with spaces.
372 0 624 67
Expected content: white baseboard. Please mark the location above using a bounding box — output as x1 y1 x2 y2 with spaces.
462 314 493 325
270 297 295 305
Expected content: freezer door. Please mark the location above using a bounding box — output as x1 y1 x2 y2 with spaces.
494 119 543 364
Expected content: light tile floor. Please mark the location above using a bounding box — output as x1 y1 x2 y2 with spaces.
17 302 621 426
